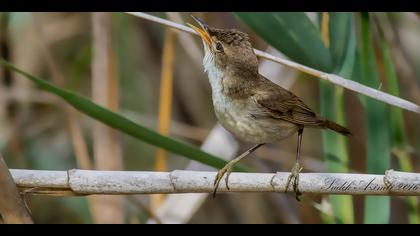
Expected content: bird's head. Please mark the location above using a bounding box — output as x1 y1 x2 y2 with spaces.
188 15 258 75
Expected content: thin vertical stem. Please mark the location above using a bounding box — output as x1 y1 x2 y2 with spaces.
321 12 330 48
91 12 124 224
360 12 391 224
320 12 354 224
152 28 176 210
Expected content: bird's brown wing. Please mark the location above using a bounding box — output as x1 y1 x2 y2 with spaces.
252 75 323 127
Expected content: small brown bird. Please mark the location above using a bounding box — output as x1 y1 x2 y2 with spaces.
188 16 350 200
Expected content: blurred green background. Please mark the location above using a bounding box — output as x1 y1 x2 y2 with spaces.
0 12 419 224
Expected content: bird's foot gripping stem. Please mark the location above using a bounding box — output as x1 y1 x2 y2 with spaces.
213 163 234 198
285 162 303 201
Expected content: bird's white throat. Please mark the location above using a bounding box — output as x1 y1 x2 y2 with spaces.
202 45 223 93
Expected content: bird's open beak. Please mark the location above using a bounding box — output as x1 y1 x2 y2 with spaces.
187 15 212 47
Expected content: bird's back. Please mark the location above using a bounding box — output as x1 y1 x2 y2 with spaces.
252 74 351 136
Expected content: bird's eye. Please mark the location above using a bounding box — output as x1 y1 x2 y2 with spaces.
215 42 224 52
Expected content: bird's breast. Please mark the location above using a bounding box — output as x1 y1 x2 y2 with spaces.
209 75 297 144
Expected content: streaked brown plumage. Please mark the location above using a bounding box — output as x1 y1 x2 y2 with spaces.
253 74 350 135
188 16 350 199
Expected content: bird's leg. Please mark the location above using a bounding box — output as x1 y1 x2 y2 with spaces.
213 143 264 197
285 128 304 201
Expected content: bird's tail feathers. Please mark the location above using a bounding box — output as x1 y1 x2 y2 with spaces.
321 119 351 136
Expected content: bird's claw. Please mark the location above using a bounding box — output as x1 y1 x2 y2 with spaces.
213 164 233 198
285 163 303 201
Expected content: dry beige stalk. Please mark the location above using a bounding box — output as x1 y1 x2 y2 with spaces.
0 153 33 224
152 28 176 210
91 12 124 224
